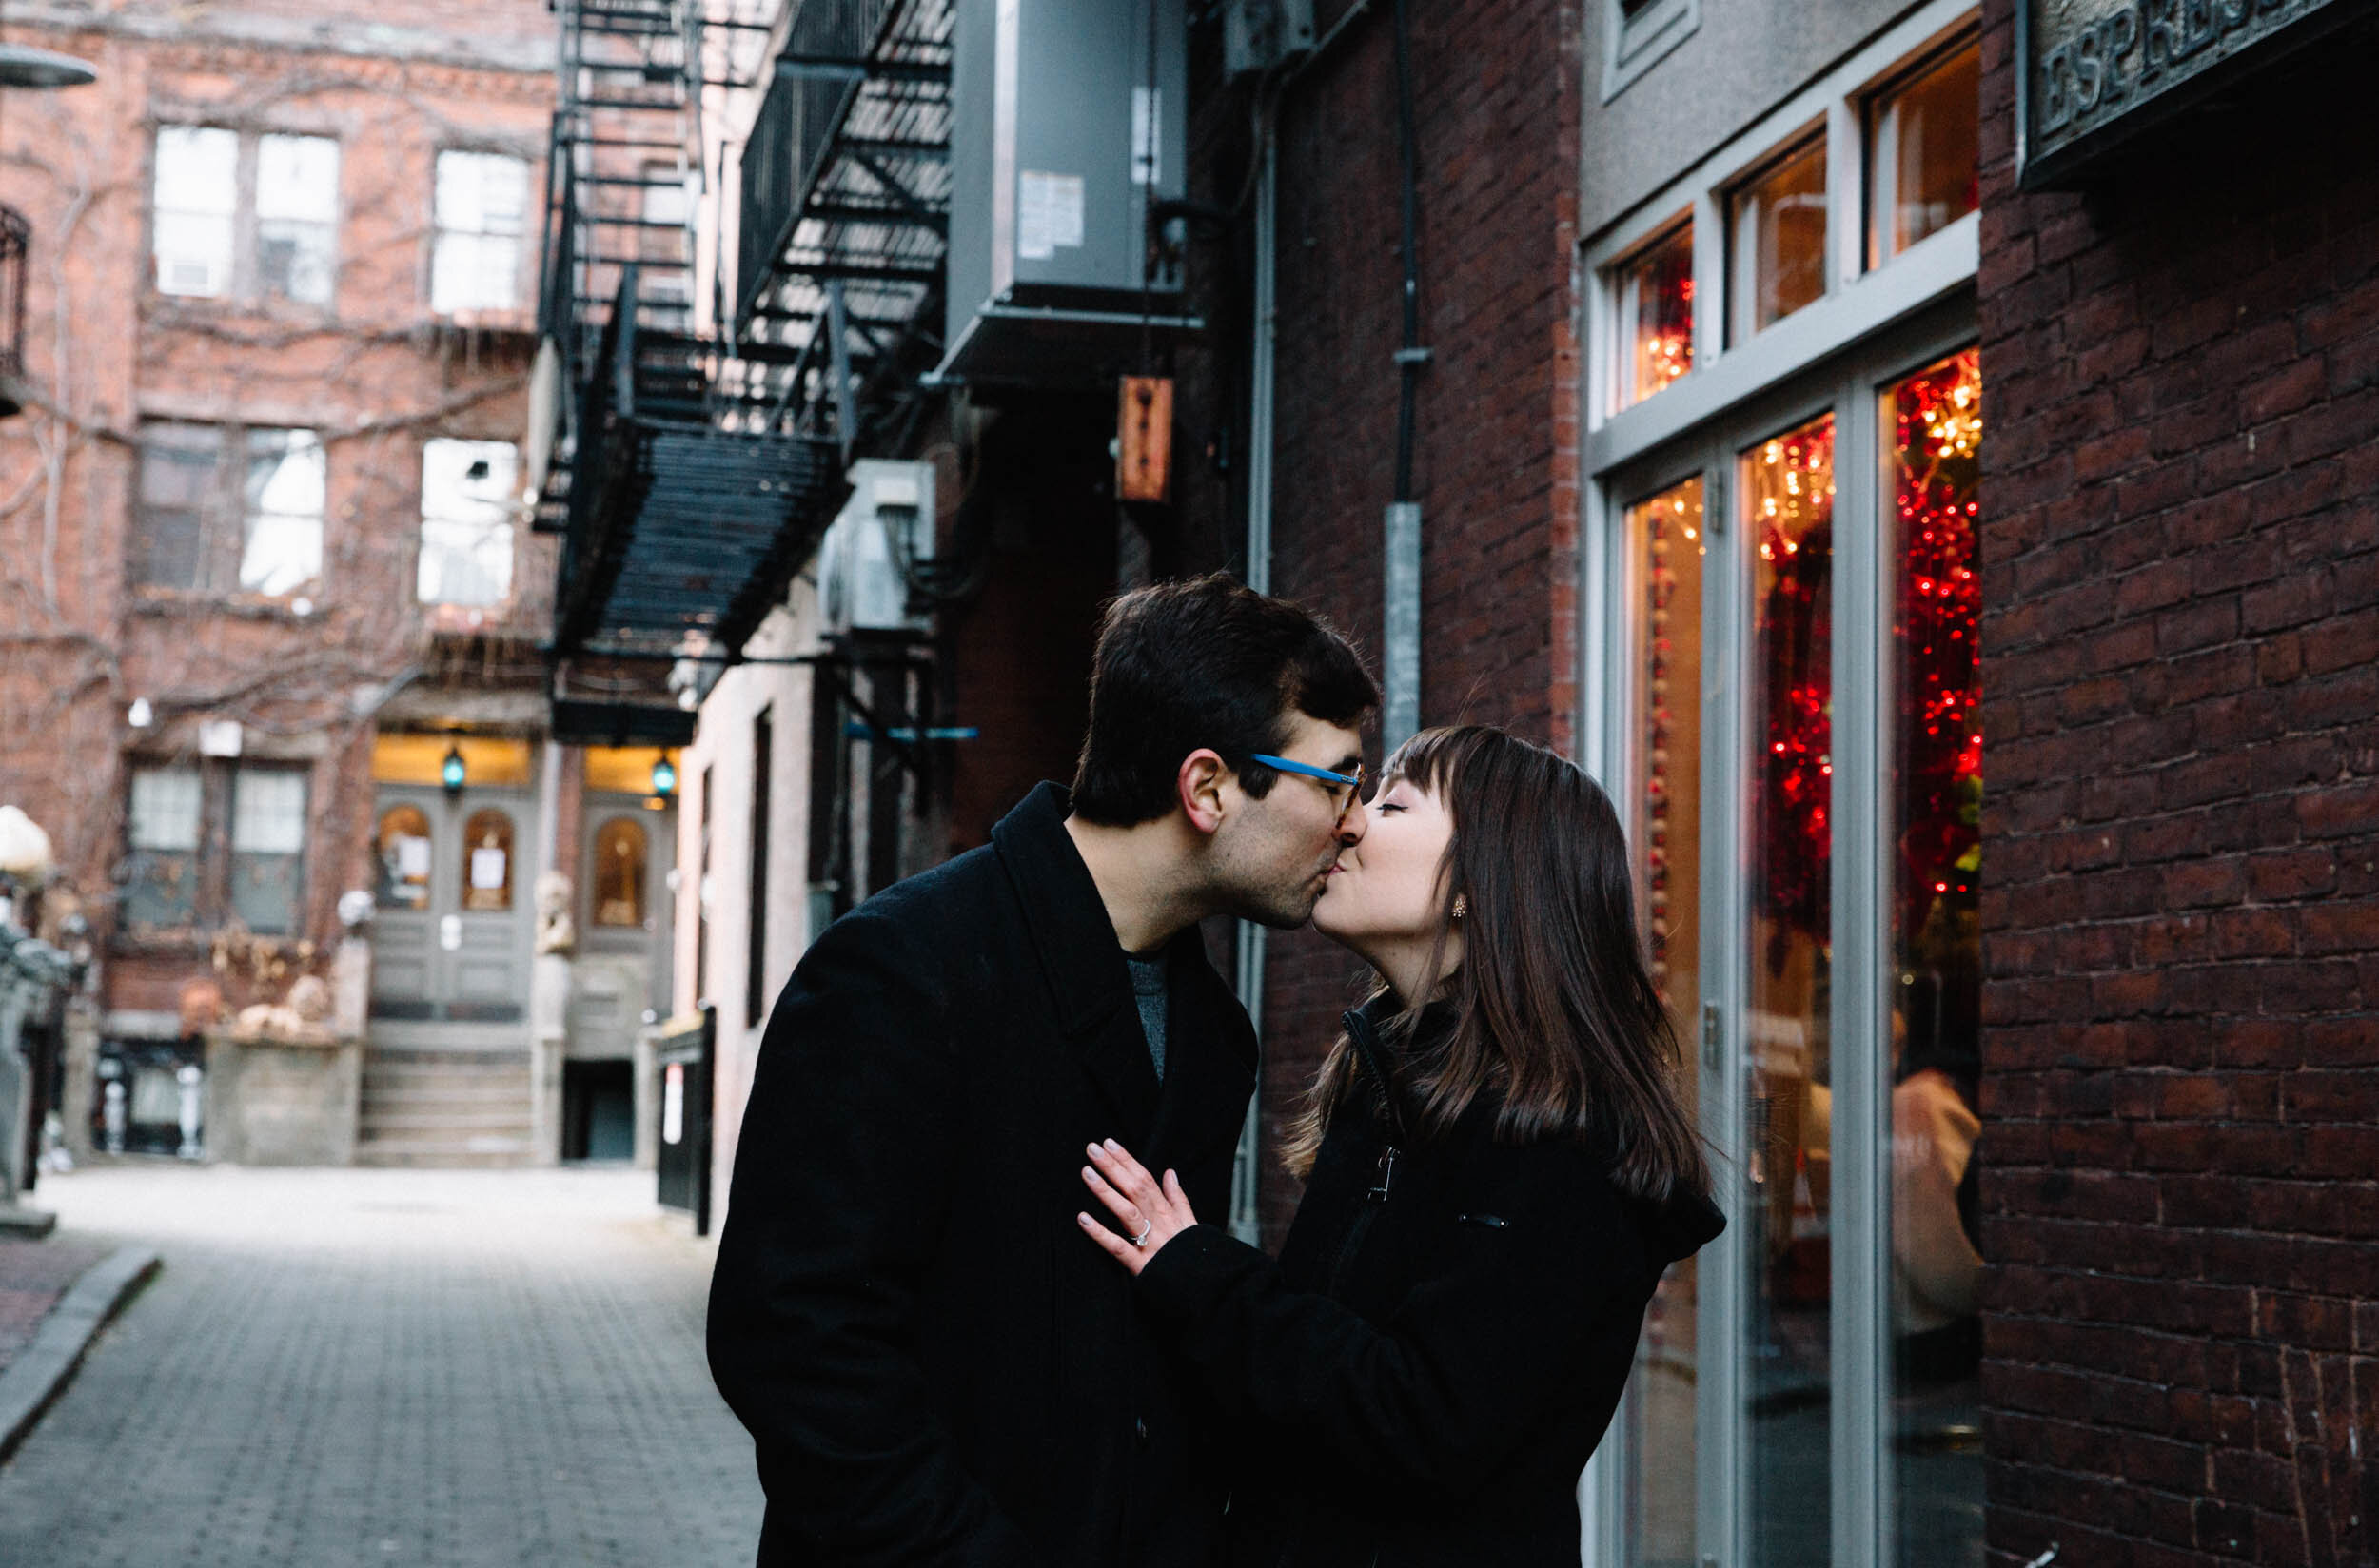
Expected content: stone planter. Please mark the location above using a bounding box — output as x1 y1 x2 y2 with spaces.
202 1029 364 1167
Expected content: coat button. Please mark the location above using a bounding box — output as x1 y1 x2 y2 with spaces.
1134 1417 1150 1444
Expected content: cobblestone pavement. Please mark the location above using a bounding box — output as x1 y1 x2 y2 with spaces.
0 1165 764 1568
0 1233 112 1378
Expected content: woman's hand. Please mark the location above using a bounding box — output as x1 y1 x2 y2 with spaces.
1077 1139 1198 1276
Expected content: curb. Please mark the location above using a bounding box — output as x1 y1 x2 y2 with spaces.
0 1245 160 1464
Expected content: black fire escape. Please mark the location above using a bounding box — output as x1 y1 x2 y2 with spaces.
536 0 844 743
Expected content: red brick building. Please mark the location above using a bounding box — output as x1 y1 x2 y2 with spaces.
0 0 680 1166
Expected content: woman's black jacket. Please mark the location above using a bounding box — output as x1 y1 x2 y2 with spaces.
1133 995 1724 1568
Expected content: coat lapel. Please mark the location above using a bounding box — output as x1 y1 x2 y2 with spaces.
1147 929 1259 1173
991 783 1163 1139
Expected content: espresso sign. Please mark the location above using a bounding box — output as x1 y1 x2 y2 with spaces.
2019 0 2355 186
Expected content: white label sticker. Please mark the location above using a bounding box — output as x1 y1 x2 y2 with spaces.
439 913 462 951
662 1063 684 1144
1016 170 1084 261
470 846 508 891
1131 87 1161 186
395 835 432 879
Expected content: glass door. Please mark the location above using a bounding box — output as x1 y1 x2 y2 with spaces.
1600 322 1982 1568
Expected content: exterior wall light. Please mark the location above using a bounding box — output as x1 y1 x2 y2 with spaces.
650 753 678 798
442 743 467 794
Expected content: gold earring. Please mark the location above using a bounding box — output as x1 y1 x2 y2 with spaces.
1451 895 1467 920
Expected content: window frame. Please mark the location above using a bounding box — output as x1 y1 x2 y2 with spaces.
151 124 343 310
118 757 314 940
415 437 521 609
1585 1 1980 456
429 148 532 318
132 420 328 602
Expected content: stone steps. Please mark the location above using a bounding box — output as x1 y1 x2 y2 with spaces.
355 1044 534 1167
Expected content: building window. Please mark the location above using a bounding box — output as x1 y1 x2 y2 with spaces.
121 761 310 935
1728 133 1828 344
417 438 518 607
125 766 203 929
1602 0 1701 101
152 127 340 306
133 422 325 598
593 817 648 928
1613 222 1695 410
431 150 529 315
376 805 434 912
461 809 515 911
1869 39 1980 268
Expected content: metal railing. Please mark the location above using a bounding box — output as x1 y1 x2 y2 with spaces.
735 0 899 326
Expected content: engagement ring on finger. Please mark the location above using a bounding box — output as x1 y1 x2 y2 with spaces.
1130 1224 1151 1248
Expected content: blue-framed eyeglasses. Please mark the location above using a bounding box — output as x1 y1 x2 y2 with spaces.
1248 754 1370 820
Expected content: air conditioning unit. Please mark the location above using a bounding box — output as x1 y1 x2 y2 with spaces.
818 460 935 636
936 0 1199 389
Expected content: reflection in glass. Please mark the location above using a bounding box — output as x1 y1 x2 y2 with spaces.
1870 42 1980 266
462 809 515 911
1742 413 1835 1568
594 817 648 928
1730 137 1827 343
1617 223 1695 408
241 429 325 596
1887 350 1984 1566
1622 477 1705 1568
377 806 433 911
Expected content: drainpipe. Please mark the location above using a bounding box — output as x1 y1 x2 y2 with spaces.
1229 130 1280 1247
1381 0 1426 753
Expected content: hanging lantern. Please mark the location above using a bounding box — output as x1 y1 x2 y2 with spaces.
441 743 467 795
649 752 678 798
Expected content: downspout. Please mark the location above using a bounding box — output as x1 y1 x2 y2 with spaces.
1382 0 1426 752
1229 129 1280 1247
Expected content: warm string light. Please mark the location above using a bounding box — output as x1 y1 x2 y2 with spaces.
1641 484 1700 1000
1894 350 1984 933
1631 237 1695 402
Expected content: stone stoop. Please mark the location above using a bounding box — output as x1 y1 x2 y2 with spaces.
354 1046 535 1167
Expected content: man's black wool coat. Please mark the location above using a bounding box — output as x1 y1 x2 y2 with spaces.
708 782 1257 1568
1134 994 1726 1568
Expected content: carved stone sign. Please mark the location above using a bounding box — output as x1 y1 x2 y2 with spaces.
2018 0 2357 187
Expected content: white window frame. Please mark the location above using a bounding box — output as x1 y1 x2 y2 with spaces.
152 126 342 308
1576 6 1985 1567
1584 1 1981 461
430 150 531 317
416 438 521 608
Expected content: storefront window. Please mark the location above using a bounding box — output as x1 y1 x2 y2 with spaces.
461 809 514 911
1870 40 1979 267
1729 135 1827 343
377 805 433 911
1622 476 1705 1568
1617 222 1695 408
593 816 648 928
1741 412 1835 1568
1887 348 1984 1566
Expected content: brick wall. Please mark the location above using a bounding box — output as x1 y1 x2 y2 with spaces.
1976 7 2379 1563
0 5 552 1015
1252 0 1582 1243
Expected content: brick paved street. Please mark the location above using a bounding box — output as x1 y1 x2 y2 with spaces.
0 1166 763 1568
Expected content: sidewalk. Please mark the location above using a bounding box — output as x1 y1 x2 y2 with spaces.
0 1234 112 1376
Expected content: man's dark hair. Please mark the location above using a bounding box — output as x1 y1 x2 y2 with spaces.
1070 574 1378 827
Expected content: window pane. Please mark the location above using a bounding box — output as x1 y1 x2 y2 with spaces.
462 809 515 911
256 135 339 222
241 430 325 596
1871 43 1979 266
230 769 308 934
127 766 202 929
594 817 649 927
1616 223 1694 409
432 151 527 313
1621 476 1706 1568
1887 349 1984 1567
1729 137 1827 343
135 424 224 589
1741 412 1835 1568
376 805 434 912
154 127 238 297
418 440 518 605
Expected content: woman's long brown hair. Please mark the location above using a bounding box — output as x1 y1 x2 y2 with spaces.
1281 725 1711 1205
